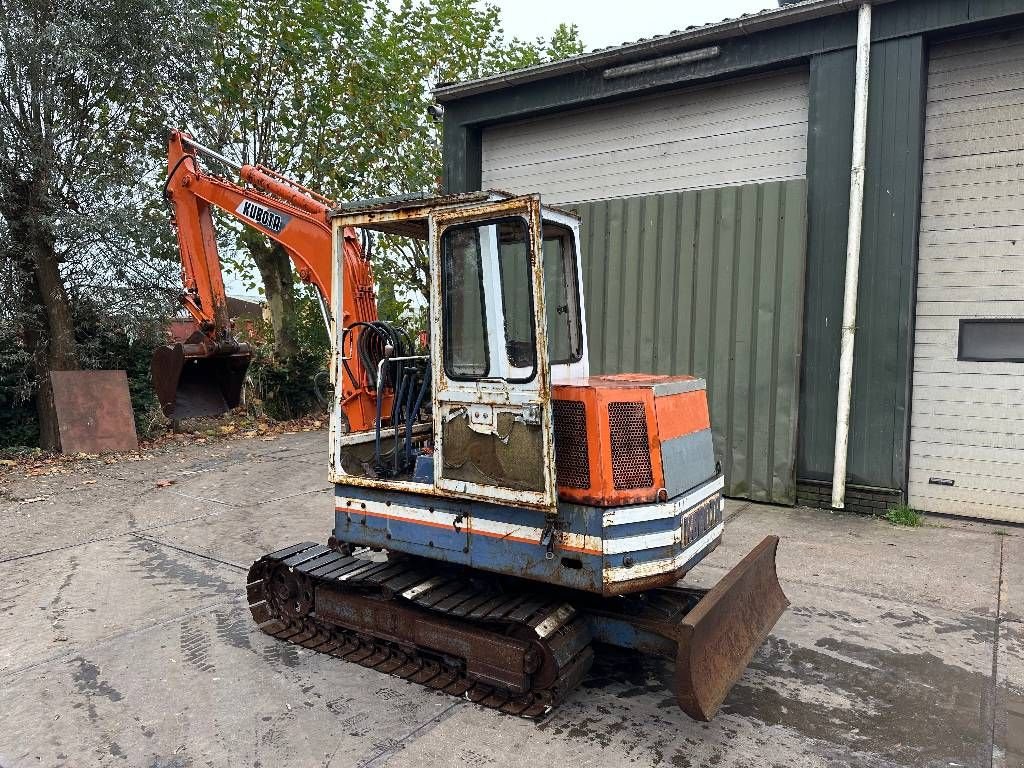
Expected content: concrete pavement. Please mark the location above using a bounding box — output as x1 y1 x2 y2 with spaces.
0 429 1021 767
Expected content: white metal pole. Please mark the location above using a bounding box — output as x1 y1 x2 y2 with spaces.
832 3 873 510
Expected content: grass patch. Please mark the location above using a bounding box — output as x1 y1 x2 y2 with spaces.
884 504 922 528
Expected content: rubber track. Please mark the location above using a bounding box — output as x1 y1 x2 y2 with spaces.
247 543 593 718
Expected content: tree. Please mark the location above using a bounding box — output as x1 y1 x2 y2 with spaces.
337 5 585 315
0 0 194 447
190 0 585 349
183 0 365 360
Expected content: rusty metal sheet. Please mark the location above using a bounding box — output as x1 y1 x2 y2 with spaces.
50 370 139 454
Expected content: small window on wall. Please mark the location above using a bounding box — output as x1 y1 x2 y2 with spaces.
958 319 1024 362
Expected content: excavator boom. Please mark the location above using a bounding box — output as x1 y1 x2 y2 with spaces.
156 131 381 427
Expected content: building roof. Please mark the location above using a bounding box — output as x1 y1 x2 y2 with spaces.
433 0 892 103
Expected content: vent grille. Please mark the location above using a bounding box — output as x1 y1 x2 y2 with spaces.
608 401 653 490
553 400 590 489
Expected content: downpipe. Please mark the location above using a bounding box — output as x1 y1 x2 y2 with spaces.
831 3 872 510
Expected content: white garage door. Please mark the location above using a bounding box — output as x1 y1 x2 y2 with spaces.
909 31 1024 522
481 69 809 206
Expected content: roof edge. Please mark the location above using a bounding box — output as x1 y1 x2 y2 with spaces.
433 0 892 104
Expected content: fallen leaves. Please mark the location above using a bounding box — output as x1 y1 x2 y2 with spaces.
0 411 328 480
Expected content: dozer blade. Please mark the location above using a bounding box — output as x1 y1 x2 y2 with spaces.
674 535 788 721
152 342 251 420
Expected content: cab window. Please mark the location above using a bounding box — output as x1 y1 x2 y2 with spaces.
542 224 583 365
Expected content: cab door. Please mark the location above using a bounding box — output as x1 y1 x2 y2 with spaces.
428 196 557 512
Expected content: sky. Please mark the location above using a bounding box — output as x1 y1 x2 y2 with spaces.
489 0 774 51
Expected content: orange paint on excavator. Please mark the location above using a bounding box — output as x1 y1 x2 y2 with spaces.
154 130 383 430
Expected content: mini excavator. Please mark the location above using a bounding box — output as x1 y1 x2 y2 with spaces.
235 190 789 721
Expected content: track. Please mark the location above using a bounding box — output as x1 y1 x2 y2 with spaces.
247 543 594 718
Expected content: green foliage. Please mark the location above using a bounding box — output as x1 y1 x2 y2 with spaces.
884 504 923 528
336 3 586 308
0 326 39 447
187 0 586 320
71 299 167 438
0 0 587 446
0 0 201 309
243 284 332 420
246 348 329 421
0 298 167 448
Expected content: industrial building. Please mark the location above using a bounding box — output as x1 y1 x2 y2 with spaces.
435 0 1024 523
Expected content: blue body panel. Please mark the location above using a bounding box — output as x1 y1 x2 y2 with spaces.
333 473 725 596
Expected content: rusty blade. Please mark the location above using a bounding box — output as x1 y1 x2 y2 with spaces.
151 343 251 419
674 535 788 721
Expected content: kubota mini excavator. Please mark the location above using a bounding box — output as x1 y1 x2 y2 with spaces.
244 191 789 721
154 131 393 430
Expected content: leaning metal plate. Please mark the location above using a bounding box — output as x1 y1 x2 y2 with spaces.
50 370 139 454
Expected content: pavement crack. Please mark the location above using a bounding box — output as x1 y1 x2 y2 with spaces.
256 486 332 506
695 560 1001 619
725 502 752 522
349 700 465 768
164 490 242 508
0 511 220 565
130 534 247 572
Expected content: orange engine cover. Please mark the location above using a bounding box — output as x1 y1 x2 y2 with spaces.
552 374 716 507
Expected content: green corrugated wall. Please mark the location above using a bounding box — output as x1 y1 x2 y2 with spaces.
575 180 808 504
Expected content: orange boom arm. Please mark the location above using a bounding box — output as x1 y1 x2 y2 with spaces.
160 130 380 429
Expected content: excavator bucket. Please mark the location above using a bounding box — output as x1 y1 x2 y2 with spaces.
674 536 788 721
152 342 251 421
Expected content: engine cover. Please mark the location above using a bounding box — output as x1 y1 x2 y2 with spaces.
552 374 716 507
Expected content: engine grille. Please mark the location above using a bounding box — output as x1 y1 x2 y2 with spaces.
608 401 654 490
552 400 590 489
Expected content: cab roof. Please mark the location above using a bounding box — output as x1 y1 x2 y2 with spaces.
331 190 579 238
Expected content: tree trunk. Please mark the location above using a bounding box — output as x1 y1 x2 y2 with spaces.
4 177 79 450
242 231 298 360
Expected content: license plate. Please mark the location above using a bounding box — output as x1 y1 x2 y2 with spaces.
682 492 723 546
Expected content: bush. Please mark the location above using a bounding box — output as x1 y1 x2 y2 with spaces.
73 300 167 439
242 286 331 421
246 347 330 421
0 298 168 449
0 327 39 447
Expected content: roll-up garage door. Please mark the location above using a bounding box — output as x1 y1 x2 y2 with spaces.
481 69 809 206
480 70 810 504
909 31 1024 522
